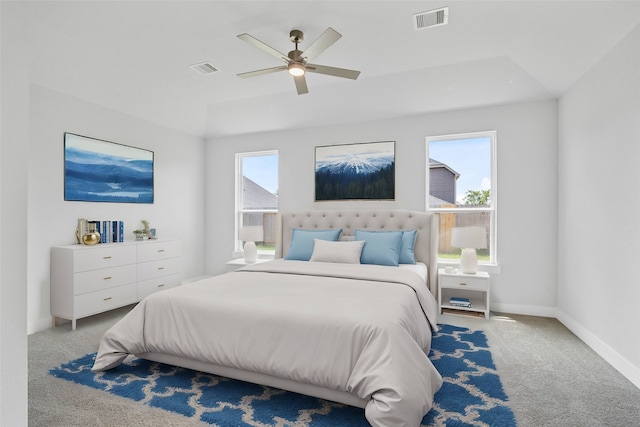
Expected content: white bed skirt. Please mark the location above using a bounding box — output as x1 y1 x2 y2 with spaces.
136 352 368 408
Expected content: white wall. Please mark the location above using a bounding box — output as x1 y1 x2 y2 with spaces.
1 1 29 424
27 85 207 333
558 25 640 387
205 100 558 316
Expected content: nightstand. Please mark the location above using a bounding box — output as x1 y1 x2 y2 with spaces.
438 268 490 318
225 257 270 273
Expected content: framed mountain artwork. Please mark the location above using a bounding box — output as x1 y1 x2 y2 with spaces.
64 133 154 204
315 141 395 201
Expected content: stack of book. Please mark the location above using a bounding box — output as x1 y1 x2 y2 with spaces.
449 297 471 308
94 220 125 243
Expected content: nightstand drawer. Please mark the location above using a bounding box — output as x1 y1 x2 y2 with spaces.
440 275 488 291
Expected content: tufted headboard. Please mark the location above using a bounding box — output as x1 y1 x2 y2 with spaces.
274 210 439 295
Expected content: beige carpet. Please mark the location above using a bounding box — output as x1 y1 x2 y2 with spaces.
440 312 640 427
29 306 640 426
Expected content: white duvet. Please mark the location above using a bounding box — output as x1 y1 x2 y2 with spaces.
92 259 443 427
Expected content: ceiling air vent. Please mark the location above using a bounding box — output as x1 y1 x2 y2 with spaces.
190 62 219 75
414 7 448 30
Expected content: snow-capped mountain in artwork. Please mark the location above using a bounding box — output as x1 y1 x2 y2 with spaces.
316 153 393 175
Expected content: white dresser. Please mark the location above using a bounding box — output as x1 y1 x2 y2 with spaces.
50 239 182 330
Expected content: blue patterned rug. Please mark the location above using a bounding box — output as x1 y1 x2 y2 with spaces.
50 324 516 426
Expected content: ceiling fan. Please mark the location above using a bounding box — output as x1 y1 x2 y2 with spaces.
237 27 361 95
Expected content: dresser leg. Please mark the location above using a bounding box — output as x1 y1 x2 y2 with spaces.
51 317 56 328
72 319 76 331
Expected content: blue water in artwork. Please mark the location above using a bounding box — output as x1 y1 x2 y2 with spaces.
65 146 153 203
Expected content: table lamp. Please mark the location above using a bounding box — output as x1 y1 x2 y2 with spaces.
239 226 263 263
451 226 487 274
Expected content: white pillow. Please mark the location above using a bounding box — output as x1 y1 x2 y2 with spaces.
309 239 364 264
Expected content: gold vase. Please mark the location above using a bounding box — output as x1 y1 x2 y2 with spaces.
82 223 101 246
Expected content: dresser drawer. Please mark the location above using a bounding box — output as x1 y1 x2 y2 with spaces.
74 264 137 295
74 283 137 318
440 275 488 291
73 245 137 272
137 240 182 263
137 257 181 282
138 274 182 300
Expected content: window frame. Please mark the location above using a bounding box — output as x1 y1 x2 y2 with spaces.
426 131 498 266
234 150 279 256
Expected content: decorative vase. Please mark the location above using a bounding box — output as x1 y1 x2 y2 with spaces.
82 223 101 246
76 218 84 244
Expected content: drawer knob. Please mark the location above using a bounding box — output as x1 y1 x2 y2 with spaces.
157 249 165 253
460 282 467 286
157 267 165 270
158 284 165 288
103 297 112 301
103 276 112 280
103 256 112 259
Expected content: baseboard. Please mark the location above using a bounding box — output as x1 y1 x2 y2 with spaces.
556 310 640 390
490 302 556 318
28 316 53 335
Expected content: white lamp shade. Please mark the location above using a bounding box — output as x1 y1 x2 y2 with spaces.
239 226 263 243
450 226 487 249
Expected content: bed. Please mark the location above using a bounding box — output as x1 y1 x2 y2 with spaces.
92 210 443 427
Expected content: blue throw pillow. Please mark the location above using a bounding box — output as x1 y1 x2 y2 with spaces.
355 230 404 266
399 229 418 264
285 228 342 261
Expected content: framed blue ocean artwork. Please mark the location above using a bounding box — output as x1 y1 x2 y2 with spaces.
64 133 154 204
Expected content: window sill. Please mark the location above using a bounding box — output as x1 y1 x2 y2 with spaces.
232 250 275 260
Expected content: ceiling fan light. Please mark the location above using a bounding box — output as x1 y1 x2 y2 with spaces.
288 63 305 77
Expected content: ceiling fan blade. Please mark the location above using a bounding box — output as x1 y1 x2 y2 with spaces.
237 33 290 63
237 66 287 79
301 27 342 63
294 75 309 95
306 64 361 80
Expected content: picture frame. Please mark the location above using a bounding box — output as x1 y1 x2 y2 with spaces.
315 141 395 201
64 133 154 204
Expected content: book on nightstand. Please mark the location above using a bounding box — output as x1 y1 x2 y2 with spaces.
449 297 471 307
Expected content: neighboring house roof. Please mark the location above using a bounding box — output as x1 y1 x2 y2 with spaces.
429 158 460 205
429 158 460 179
243 176 278 210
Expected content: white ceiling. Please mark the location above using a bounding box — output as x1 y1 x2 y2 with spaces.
27 1 640 138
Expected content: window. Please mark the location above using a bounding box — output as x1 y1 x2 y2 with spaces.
426 131 496 265
235 151 278 255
